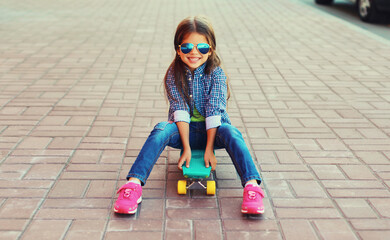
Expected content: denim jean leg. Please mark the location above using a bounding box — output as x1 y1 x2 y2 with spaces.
127 121 181 185
215 123 261 187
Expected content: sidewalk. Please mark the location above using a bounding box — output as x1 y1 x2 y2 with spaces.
1 0 390 239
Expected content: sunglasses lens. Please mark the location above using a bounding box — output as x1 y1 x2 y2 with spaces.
180 43 193 54
197 43 210 54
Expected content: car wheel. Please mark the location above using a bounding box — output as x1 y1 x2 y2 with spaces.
315 0 334 5
358 0 380 22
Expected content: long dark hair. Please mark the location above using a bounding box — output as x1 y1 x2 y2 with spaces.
164 16 230 108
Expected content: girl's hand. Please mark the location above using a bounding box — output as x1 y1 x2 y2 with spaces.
178 147 191 170
204 149 217 171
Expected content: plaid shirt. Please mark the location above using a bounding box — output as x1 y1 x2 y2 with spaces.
166 63 231 130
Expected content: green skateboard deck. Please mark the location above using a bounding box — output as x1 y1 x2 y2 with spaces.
182 149 212 179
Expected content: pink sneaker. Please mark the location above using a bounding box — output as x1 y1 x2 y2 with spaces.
114 182 142 214
241 184 265 214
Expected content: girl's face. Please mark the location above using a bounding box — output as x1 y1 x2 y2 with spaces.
178 32 211 72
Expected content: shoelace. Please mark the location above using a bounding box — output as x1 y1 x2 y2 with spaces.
248 191 257 200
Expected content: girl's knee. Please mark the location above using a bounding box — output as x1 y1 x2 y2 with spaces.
151 121 178 136
150 121 181 148
153 121 175 131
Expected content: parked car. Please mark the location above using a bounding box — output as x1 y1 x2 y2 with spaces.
315 0 390 22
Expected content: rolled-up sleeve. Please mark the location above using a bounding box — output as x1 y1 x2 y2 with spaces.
166 68 191 123
205 67 227 130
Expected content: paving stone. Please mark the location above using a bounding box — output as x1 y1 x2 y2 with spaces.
70 150 102 164
314 220 358 240
48 180 89 198
166 208 220 220
280 220 318 240
165 230 192 240
4 156 69 164
35 208 109 220
16 137 52 150
43 198 110 209
0 189 48 198
340 165 378 180
275 207 342 219
350 219 390 230
358 231 390 240
60 171 117 180
48 137 83 149
369 199 390 218
23 164 64 180
194 220 223 240
0 219 29 231
223 219 278 231
166 198 218 209
105 232 162 240
68 219 106 232
0 164 32 180
275 151 303 164
289 180 328 198
321 180 384 189
263 180 294 198
85 180 117 198
328 189 390 198
136 199 164 220
20 220 71 240
225 231 282 240
262 171 315 180
64 231 103 240
310 165 346 180
107 219 163 231
0 198 41 219
335 199 378 219
217 188 242 198
272 198 334 208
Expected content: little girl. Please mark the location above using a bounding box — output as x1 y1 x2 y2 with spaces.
114 16 265 215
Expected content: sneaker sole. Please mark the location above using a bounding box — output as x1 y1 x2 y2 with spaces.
114 196 142 214
241 207 264 214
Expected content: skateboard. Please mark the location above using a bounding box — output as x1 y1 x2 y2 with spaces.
177 149 216 195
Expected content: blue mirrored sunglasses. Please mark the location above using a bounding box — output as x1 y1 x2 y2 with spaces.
179 43 210 54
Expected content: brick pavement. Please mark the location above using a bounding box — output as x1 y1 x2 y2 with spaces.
1 0 390 239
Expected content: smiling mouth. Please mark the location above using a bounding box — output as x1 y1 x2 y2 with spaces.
188 57 201 64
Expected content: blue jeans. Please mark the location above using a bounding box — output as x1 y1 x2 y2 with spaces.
127 121 261 187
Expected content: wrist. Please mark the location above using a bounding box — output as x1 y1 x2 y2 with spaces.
182 144 191 150
205 146 214 152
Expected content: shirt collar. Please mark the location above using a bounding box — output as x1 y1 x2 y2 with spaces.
185 62 206 76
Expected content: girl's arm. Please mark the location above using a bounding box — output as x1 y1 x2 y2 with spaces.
203 67 227 170
166 67 191 123
165 67 192 169
177 121 191 170
204 127 217 171
205 67 227 131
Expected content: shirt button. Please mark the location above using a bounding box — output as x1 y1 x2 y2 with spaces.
190 95 193 98
200 74 202 77
189 77 192 80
